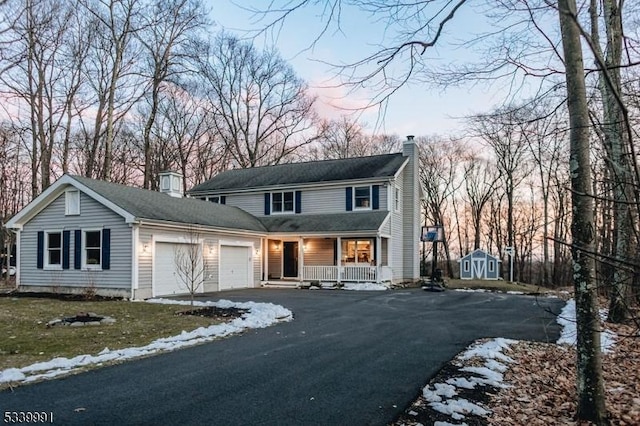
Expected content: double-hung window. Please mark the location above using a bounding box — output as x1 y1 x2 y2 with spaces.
272 191 295 213
45 231 62 268
84 230 102 268
354 186 371 209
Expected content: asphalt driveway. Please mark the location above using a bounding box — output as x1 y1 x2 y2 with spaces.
0 289 564 425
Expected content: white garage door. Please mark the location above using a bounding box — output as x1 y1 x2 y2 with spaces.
219 245 251 290
154 242 203 297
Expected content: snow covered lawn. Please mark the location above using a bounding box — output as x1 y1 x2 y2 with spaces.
0 298 292 387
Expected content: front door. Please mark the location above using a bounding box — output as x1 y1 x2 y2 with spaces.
283 242 299 278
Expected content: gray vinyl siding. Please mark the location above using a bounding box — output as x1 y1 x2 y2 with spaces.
267 240 282 278
390 174 404 280
301 187 348 214
201 183 391 217
402 144 420 280
20 192 132 292
303 238 335 266
224 193 264 216
137 226 261 296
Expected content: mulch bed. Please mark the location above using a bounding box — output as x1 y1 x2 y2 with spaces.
175 306 247 320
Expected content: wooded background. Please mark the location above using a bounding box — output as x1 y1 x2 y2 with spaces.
0 0 637 299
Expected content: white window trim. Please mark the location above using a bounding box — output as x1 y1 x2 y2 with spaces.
488 259 495 272
65 190 80 216
353 185 372 210
82 228 103 270
463 259 470 273
207 196 220 203
44 230 63 270
271 191 296 214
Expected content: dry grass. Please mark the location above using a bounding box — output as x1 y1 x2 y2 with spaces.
0 296 220 372
445 278 558 295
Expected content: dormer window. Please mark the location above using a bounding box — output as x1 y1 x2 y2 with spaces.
354 186 371 209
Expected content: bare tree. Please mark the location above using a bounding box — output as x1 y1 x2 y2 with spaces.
559 0 607 421
463 154 499 251
0 0 77 194
80 0 143 180
195 33 317 168
174 226 208 306
137 0 207 189
153 85 210 193
418 136 466 277
468 107 533 281
520 100 570 287
589 0 636 323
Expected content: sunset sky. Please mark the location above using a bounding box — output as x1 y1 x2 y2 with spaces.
210 1 519 139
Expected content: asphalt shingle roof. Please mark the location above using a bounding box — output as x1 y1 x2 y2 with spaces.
188 153 407 193
70 176 267 232
259 211 389 233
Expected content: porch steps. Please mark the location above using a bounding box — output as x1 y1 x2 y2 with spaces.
261 281 302 289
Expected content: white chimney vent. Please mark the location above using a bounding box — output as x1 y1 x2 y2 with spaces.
159 171 184 198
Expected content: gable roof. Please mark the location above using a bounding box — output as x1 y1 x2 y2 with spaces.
188 153 408 193
6 175 267 233
260 211 389 234
459 249 501 261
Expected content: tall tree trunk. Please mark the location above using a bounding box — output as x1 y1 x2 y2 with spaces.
596 0 633 323
558 0 608 423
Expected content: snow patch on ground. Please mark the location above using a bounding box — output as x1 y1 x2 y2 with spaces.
419 338 517 423
0 298 292 386
342 282 388 291
556 299 617 353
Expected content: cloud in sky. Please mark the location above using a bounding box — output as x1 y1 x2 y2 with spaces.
210 1 503 136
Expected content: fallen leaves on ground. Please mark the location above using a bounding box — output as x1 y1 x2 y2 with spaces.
489 322 640 425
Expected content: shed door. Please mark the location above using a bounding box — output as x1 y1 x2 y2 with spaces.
472 258 486 279
219 245 251 290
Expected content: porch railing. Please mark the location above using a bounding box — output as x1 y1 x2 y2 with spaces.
303 265 339 281
302 265 393 283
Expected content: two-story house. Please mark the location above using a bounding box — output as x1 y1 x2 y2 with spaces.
5 136 422 299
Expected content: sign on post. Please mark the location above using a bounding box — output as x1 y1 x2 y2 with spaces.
504 246 514 282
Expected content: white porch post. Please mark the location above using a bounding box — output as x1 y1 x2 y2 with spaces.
263 238 268 282
375 235 381 283
299 237 304 282
336 237 342 283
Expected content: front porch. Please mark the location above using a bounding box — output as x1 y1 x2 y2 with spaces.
262 236 392 284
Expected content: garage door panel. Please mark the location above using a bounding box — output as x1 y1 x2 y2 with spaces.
220 245 250 290
154 242 203 297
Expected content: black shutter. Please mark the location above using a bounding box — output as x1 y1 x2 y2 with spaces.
37 231 44 269
264 193 271 215
220 195 226 205
62 231 70 270
74 230 82 269
346 187 353 211
372 185 380 210
102 229 111 270
333 239 338 265
295 191 302 214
